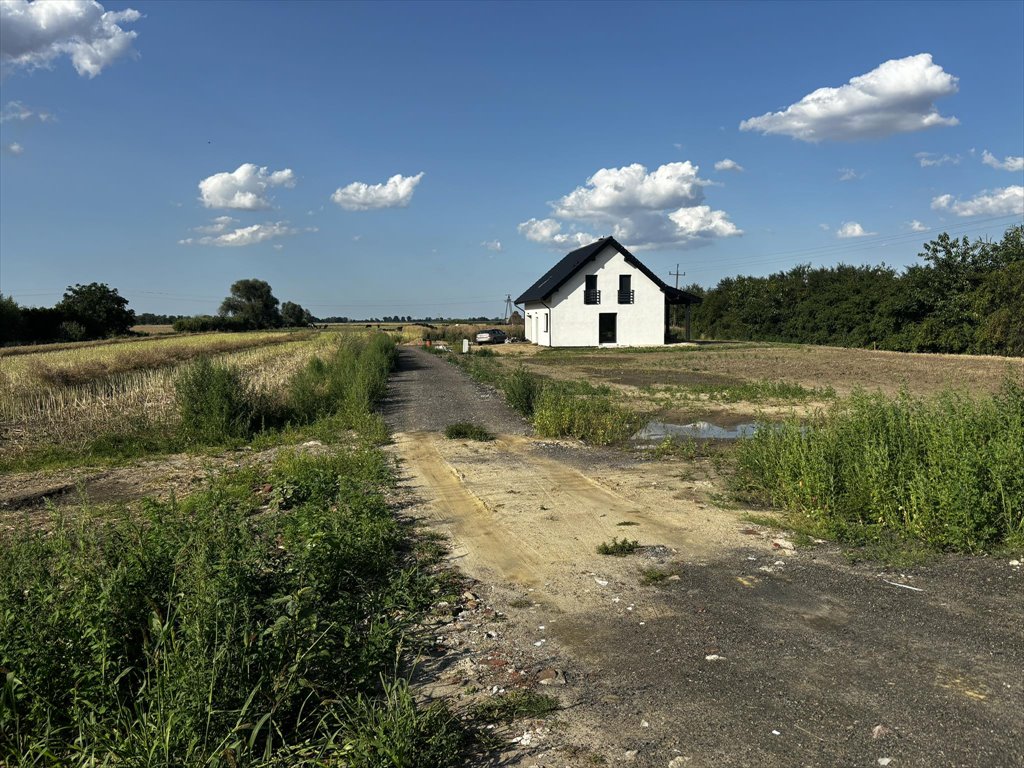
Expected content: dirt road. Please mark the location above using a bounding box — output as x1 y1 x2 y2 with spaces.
385 347 1023 768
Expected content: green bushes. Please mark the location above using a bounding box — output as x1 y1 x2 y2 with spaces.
176 356 257 443
173 333 396 449
532 381 641 445
502 366 543 416
0 448 462 765
736 379 1024 552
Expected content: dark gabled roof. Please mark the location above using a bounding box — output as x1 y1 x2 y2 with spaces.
515 236 702 305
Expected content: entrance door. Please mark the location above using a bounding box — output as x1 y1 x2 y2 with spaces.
598 313 616 344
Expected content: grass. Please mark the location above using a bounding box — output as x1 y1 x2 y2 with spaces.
444 422 495 441
1 333 394 472
596 537 641 556
0 330 471 766
735 378 1024 554
646 379 836 404
639 568 671 585
0 448 465 765
471 691 559 723
616 520 640 526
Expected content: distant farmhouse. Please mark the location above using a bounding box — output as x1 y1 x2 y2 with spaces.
515 236 702 347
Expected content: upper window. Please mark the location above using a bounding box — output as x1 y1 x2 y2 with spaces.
618 275 634 304
584 274 600 305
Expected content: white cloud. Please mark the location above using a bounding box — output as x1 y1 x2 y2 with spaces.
4 142 24 155
481 240 503 252
667 206 742 238
915 151 960 167
517 218 595 248
818 223 831 231
740 54 958 142
837 221 875 238
838 168 861 181
0 0 140 78
180 221 299 248
908 220 929 232
520 162 740 250
0 100 54 123
192 215 237 234
330 172 424 211
981 150 1024 172
198 163 296 210
714 158 744 172
931 186 1024 217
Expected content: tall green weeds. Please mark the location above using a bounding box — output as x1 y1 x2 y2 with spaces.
0 448 463 766
736 379 1024 552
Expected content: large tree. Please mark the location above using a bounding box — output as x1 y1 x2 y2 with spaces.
219 279 282 328
54 283 135 339
280 301 314 327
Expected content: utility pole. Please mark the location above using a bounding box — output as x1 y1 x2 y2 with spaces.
669 264 685 289
503 294 513 323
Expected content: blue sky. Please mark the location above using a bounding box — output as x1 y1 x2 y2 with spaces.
1 0 1022 319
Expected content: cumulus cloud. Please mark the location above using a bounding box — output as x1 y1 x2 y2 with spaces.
740 54 959 142
838 168 861 181
518 218 595 248
198 163 296 210
915 151 960 167
180 220 300 247
837 221 875 238
481 240 503 252
931 186 1024 217
1 0 140 78
908 220 929 232
981 150 1024 172
4 142 24 155
1 100 54 123
330 172 424 211
714 158 744 172
520 162 740 250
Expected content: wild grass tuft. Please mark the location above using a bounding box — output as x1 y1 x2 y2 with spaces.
444 422 495 441
735 378 1024 553
596 537 641 556
471 690 559 722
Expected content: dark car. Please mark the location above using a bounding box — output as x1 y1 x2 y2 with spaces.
475 328 508 344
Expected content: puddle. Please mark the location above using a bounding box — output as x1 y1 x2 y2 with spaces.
634 420 758 441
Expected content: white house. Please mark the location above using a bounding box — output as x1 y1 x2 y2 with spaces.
515 236 701 347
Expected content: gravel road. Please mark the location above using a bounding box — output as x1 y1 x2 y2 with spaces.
382 346 530 435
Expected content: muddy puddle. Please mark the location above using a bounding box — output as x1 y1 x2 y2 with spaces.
634 420 758 441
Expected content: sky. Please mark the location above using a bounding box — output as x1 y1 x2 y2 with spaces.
1 0 1022 319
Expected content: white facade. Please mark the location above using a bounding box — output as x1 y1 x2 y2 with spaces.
523 244 667 347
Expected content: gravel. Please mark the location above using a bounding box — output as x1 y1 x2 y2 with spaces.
382 347 531 435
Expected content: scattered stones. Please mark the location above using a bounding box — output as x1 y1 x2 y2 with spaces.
872 724 891 739
878 759 892 766
705 654 725 661
668 757 691 767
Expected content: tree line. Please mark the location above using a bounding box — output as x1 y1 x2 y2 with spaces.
688 225 1023 357
1 279 316 345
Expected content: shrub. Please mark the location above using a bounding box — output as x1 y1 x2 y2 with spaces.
501 366 543 416
175 357 255 444
735 379 1024 552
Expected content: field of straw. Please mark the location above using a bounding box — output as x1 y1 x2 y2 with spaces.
0 331 334 459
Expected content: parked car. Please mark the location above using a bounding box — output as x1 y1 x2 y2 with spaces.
475 328 508 344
